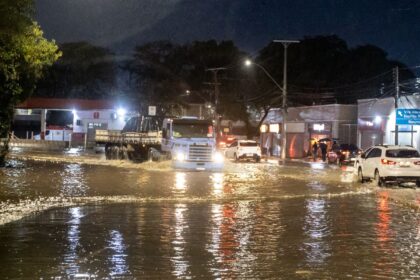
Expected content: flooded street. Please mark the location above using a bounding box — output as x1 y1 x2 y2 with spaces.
0 152 419 279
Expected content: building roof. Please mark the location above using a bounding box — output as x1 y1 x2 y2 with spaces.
16 98 122 110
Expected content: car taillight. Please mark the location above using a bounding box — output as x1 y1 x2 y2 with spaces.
381 158 396 165
414 161 420 165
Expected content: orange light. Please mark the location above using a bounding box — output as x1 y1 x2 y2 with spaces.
381 158 396 165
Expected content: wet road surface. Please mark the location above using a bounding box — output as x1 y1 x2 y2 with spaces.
0 155 419 279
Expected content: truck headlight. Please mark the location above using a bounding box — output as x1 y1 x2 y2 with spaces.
175 152 186 161
213 152 224 163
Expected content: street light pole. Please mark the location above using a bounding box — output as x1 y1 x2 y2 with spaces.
206 67 226 135
273 40 299 161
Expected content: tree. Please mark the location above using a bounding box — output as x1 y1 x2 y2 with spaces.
127 40 250 121
0 0 61 165
36 42 117 99
252 35 414 106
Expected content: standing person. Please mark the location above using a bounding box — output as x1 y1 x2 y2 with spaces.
312 141 318 161
320 141 327 162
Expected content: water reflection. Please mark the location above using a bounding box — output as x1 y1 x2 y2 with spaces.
207 203 239 278
211 173 224 196
64 207 83 277
302 198 331 266
61 164 87 196
171 204 190 278
108 230 129 277
174 172 187 195
373 192 396 275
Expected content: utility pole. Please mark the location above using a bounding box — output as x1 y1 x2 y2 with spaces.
206 67 226 135
273 40 299 160
394 66 399 145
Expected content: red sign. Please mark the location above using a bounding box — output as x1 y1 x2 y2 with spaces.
93 112 100 119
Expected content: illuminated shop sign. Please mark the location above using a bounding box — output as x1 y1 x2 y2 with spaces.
309 123 331 132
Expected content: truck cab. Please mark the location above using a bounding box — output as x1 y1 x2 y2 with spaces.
161 117 224 170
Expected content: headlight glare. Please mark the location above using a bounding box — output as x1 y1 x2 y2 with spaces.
213 152 224 163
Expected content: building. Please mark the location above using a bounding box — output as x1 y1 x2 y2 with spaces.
14 98 132 144
260 104 358 158
357 95 420 149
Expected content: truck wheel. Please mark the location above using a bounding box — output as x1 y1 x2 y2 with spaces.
374 169 383 187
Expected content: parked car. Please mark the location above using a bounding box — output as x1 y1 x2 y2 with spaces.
355 145 420 186
224 140 261 162
328 143 360 165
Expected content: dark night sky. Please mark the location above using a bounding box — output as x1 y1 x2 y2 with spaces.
35 0 420 66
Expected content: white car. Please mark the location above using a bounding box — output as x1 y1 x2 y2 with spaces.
355 145 420 186
224 140 261 162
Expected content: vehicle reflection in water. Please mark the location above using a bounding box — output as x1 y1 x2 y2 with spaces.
171 204 190 278
373 191 396 276
210 173 224 196
108 230 129 277
61 164 87 196
64 207 83 277
174 172 187 195
302 198 331 267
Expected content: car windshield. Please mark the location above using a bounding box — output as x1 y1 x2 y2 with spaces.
240 142 258 147
172 123 213 138
385 149 420 158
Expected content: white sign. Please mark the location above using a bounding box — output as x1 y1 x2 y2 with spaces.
148 106 156 116
313 124 325 131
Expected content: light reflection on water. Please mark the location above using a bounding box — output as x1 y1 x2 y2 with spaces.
64 207 83 277
61 164 87 196
171 204 190 278
302 199 331 266
108 230 129 277
1 159 419 278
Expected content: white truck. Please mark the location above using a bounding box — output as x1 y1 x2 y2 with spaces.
95 116 224 170
161 117 224 170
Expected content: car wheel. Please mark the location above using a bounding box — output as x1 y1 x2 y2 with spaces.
357 167 364 183
256 156 261 163
374 169 383 187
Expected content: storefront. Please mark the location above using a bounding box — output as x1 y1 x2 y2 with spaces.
260 104 358 158
357 96 420 150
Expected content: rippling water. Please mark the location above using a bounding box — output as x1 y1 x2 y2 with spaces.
0 158 419 279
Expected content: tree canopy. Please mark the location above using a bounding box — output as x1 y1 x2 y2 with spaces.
35 42 116 99
252 35 414 107
0 0 61 164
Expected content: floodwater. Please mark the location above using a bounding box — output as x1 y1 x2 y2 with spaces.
0 155 419 279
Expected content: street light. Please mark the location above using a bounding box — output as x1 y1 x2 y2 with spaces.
244 59 284 93
244 59 284 156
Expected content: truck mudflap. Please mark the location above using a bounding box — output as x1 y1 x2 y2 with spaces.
172 160 224 171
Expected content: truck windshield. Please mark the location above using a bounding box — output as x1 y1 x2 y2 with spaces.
173 124 213 138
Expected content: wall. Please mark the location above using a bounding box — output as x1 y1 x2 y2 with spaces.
357 95 420 149
72 109 128 133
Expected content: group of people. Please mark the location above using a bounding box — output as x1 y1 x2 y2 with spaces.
312 140 339 162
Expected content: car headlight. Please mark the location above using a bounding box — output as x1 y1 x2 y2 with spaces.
213 152 224 163
175 152 186 161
